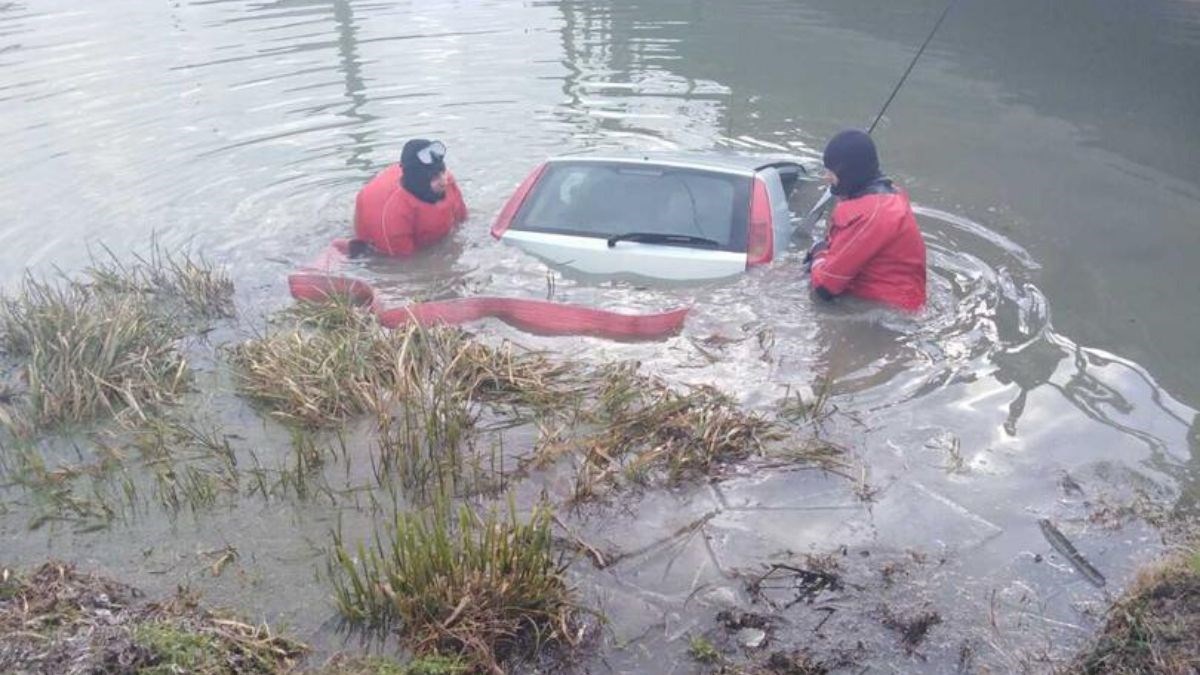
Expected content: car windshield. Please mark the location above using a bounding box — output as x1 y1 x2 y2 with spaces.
511 161 752 251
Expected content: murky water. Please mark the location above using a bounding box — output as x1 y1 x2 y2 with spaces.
2 0 1200 672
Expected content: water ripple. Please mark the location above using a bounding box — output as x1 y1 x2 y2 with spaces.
1 1 1196 672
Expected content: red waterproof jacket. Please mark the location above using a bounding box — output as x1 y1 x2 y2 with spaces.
810 187 926 311
353 165 468 256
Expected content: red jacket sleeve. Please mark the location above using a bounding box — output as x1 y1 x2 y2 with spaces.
810 200 893 296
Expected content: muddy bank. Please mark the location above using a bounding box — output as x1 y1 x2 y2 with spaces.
6 545 1200 675
0 560 484 675
1067 545 1200 675
0 561 306 674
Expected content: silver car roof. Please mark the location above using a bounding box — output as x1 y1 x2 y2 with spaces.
545 151 808 177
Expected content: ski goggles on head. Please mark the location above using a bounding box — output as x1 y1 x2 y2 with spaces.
416 140 446 165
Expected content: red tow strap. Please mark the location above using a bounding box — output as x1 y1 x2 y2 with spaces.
286 241 689 340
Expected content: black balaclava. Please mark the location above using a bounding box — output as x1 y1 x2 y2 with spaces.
822 129 882 198
400 139 447 204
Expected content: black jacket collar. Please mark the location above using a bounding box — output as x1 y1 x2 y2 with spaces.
844 177 897 199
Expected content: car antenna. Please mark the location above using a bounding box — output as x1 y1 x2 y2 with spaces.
799 0 962 232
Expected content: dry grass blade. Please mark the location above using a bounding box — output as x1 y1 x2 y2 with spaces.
231 316 580 430
229 318 405 428
442 339 583 412
569 365 785 497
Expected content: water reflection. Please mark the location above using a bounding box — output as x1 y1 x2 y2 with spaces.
329 0 374 174
558 0 1200 406
0 0 1198 672
992 336 1064 437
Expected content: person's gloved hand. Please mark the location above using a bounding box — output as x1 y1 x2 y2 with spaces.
803 240 829 271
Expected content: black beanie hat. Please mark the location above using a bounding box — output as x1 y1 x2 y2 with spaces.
823 129 882 198
400 139 447 204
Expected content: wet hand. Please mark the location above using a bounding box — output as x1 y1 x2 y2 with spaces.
347 239 373 259
803 240 829 271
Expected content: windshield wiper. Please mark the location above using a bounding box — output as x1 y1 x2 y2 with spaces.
606 232 720 249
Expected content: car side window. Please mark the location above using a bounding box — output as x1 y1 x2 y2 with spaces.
522 167 592 227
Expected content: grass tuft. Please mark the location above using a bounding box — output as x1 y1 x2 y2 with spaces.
330 497 577 672
86 244 235 320
1071 546 1200 674
282 292 375 332
568 365 784 496
689 634 720 663
0 246 233 435
133 621 226 674
0 277 188 433
231 314 578 430
230 318 404 428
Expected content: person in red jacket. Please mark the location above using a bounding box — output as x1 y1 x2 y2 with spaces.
806 130 926 311
353 139 468 256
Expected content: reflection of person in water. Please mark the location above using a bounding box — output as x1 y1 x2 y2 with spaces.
353 139 468 256
992 337 1067 436
806 130 927 311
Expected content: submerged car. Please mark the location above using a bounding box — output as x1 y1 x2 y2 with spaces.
490 153 809 281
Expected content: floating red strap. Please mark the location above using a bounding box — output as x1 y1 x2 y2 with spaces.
287 241 688 340
287 272 377 310
376 296 689 339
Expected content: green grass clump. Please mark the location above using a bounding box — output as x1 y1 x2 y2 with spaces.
402 655 470 675
330 498 577 672
373 383 479 501
0 246 233 435
130 616 301 674
688 634 720 664
0 277 188 434
133 621 225 674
